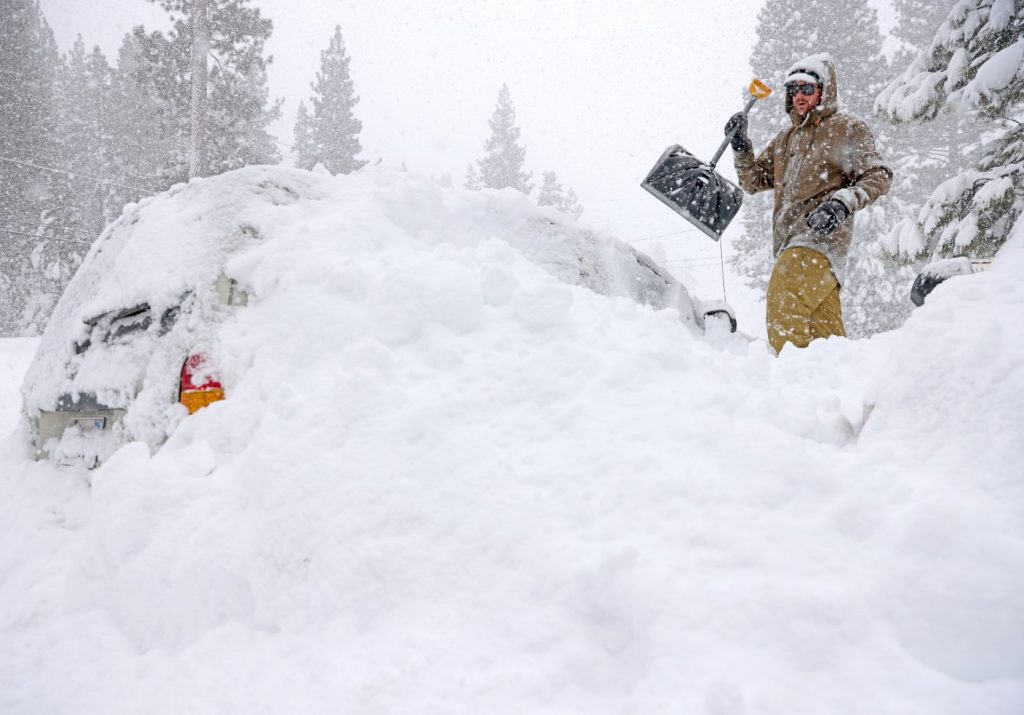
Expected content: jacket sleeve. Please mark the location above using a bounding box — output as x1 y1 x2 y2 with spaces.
733 132 778 195
832 119 892 212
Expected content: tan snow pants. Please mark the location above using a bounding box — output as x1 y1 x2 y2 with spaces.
766 246 846 355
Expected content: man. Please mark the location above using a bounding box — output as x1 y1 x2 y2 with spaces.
725 54 892 354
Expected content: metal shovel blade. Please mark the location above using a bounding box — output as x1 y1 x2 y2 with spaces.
641 144 744 241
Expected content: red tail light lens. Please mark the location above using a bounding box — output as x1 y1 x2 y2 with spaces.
180 354 225 414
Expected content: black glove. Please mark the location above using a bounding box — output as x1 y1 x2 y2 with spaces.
806 198 851 235
724 112 752 152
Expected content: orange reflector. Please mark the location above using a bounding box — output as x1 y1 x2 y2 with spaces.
180 388 225 414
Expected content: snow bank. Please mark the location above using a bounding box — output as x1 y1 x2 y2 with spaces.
851 224 1024 685
1 166 1023 714
0 339 38 436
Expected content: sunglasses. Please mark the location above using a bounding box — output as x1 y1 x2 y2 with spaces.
786 83 819 97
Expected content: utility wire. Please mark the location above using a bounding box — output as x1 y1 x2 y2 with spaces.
664 257 727 265
0 227 92 246
5 222 93 240
718 237 728 301
625 228 703 244
4 216 99 240
588 197 650 203
0 156 154 193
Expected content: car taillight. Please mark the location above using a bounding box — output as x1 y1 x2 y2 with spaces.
180 353 225 414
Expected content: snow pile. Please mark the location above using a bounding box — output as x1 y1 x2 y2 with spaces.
1 166 1023 714
917 256 974 280
0 339 38 436
849 225 1024 684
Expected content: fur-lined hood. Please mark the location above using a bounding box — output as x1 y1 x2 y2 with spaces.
784 54 839 126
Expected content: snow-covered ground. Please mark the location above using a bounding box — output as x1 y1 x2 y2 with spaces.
1 167 1022 714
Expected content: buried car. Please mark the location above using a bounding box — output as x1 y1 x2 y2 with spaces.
26 275 248 466
910 256 993 307
21 165 735 467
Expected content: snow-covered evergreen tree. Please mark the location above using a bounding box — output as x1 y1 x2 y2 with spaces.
19 174 84 335
892 0 960 54
878 0 972 261
732 0 911 338
464 164 482 190
877 0 1023 260
306 26 366 175
59 38 117 236
476 84 533 194
18 37 123 334
131 0 281 185
537 170 584 219
293 101 316 170
106 30 174 203
537 171 564 207
0 0 64 334
561 188 583 220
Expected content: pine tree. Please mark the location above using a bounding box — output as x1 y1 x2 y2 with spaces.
293 101 316 170
537 171 565 207
20 174 84 335
537 170 584 219
892 0 959 53
476 84 533 194
189 0 210 177
879 0 970 261
464 163 482 190
133 0 281 185
107 30 174 203
17 37 104 335
0 0 64 334
561 188 584 220
59 38 117 236
732 0 911 338
307 26 366 175
877 0 1021 261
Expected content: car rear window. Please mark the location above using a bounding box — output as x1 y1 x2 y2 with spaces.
75 302 182 354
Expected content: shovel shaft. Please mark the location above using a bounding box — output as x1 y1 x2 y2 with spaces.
708 95 758 169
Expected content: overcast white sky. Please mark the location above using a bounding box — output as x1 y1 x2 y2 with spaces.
38 0 897 316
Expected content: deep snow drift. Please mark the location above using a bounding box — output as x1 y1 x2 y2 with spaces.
1 166 1023 714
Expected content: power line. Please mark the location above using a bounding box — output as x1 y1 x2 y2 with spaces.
604 213 669 223
0 156 153 193
624 228 703 244
664 261 725 269
664 257 726 264
4 216 98 241
0 227 92 246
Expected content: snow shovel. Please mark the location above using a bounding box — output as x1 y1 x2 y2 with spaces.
641 79 773 241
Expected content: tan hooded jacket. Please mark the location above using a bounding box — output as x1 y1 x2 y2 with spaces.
734 55 892 285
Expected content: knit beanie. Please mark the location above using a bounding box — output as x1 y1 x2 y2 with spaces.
785 68 823 88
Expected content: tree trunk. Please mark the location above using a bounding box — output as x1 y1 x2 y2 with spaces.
189 0 210 179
